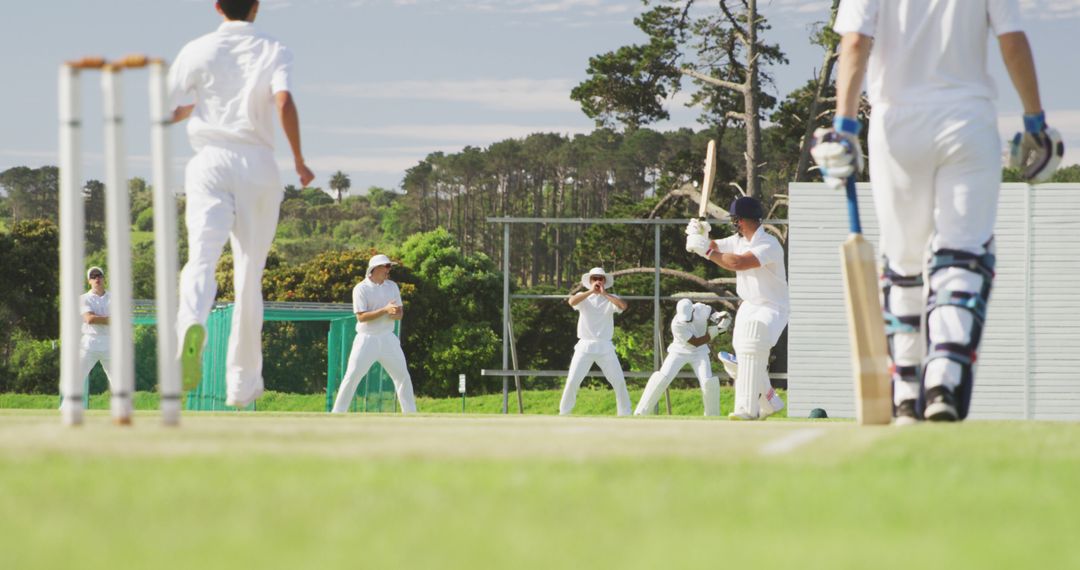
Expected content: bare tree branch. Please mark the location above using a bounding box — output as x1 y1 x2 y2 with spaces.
679 67 746 92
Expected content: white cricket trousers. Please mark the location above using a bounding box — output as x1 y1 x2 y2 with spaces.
331 331 417 413
868 100 1001 274
177 144 283 405
61 337 121 413
869 100 1001 403
634 352 719 416
559 347 632 415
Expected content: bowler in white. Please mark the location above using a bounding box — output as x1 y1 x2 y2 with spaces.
167 0 315 407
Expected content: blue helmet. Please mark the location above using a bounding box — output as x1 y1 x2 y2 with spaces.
729 197 764 221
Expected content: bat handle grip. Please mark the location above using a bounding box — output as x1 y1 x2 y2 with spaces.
845 176 863 234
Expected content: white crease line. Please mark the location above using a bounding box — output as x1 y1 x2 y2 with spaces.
759 428 826 456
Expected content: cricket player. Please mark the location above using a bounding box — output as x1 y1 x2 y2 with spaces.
559 267 633 416
60 267 124 418
634 299 730 417
686 197 789 420
168 0 315 407
811 0 1060 423
331 254 417 414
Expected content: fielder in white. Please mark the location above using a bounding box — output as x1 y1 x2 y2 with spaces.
60 267 124 417
686 197 789 420
812 0 1060 423
168 0 315 407
559 267 633 416
331 255 417 414
634 299 730 417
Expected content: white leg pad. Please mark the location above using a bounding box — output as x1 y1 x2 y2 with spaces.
733 319 771 419
634 371 669 416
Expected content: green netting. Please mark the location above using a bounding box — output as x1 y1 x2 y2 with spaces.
132 302 399 412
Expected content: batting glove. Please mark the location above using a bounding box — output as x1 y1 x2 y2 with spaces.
685 233 713 258
810 116 864 189
1009 112 1064 183
707 325 720 339
685 218 711 237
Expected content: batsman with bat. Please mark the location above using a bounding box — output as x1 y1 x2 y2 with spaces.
811 0 1061 423
686 198 790 420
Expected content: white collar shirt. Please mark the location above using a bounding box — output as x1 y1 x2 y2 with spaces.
713 226 789 312
574 294 623 350
835 0 1023 108
168 21 293 151
80 290 110 337
353 278 402 335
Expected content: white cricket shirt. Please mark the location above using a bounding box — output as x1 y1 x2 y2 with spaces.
168 21 293 151
573 294 623 353
668 315 708 356
713 226 789 312
80 290 110 337
353 278 402 335
835 0 1024 107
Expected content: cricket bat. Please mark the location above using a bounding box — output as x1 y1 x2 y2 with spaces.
699 139 717 218
839 177 892 425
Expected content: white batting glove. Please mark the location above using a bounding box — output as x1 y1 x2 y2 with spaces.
708 310 732 333
685 233 713 258
1009 112 1064 183
810 117 864 190
685 218 711 237
707 325 720 338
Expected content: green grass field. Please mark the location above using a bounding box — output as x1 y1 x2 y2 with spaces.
1 408 1077 570
0 386 776 417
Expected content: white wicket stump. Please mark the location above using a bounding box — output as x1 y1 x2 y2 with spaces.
58 56 181 427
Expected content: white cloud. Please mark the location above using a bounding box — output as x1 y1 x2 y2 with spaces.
303 78 579 112
1020 0 1080 19
308 122 592 143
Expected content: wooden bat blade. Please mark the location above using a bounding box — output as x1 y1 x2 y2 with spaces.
699 139 717 218
840 234 892 425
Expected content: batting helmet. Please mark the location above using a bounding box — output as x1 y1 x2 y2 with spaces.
729 196 764 221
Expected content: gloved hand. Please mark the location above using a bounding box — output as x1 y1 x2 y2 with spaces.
708 310 732 333
1009 111 1064 183
810 116 864 189
685 233 713 258
685 218 712 237
707 325 720 338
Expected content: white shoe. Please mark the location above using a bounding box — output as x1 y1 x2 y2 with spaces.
226 383 264 409
759 388 785 419
728 411 758 421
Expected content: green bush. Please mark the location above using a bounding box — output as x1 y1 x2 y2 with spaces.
8 331 59 394
134 206 154 231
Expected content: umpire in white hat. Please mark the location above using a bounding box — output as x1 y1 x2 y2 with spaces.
331 254 417 413
559 267 632 416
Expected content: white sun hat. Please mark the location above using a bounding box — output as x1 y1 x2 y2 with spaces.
580 267 614 290
366 254 398 277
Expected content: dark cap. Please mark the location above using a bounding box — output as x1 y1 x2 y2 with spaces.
729 197 764 221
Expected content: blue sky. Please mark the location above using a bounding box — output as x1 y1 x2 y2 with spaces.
1 0 1077 195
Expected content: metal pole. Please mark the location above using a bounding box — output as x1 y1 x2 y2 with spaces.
149 59 181 426
102 65 135 425
653 224 661 372
502 222 510 414
58 64 85 426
